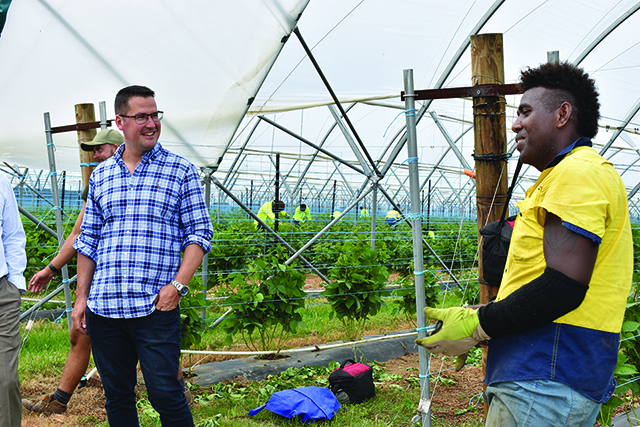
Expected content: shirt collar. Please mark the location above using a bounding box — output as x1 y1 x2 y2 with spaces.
113 141 163 164
544 136 592 170
141 141 163 163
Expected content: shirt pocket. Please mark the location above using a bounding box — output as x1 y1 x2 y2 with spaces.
509 204 545 265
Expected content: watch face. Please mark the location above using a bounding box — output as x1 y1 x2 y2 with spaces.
172 281 188 296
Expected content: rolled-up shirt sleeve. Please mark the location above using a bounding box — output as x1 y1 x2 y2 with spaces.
179 164 213 254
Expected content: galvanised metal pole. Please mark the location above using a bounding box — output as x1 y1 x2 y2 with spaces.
201 168 213 326
331 180 337 217
217 189 221 223
275 153 281 233
404 69 431 427
370 181 378 249
44 112 73 331
427 181 432 232
249 180 254 214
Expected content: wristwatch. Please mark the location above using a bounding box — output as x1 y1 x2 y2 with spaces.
170 280 189 296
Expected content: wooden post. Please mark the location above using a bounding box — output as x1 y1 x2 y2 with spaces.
471 33 509 301
470 33 509 416
75 103 97 188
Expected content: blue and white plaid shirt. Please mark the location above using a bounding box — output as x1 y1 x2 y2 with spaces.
74 143 213 319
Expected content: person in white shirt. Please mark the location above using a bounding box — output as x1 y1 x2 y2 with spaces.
0 173 27 427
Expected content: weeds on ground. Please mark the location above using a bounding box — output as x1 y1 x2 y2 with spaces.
131 363 484 427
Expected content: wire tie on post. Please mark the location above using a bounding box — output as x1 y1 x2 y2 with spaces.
402 212 423 221
405 108 416 117
80 162 100 167
414 270 425 276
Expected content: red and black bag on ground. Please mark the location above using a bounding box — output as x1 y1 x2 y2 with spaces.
328 359 375 405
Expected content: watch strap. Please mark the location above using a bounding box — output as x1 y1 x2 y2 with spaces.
170 280 188 296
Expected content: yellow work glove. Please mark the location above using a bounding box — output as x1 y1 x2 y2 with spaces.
415 307 490 357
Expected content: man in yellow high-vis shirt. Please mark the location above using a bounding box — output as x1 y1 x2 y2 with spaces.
416 62 633 426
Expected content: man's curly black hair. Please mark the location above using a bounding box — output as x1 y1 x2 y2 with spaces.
519 62 600 138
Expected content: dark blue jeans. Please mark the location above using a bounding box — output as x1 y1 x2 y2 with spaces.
86 306 193 427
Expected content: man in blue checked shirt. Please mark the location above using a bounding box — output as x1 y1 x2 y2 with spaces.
72 85 213 427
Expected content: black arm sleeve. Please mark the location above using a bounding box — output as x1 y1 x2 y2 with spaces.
477 267 588 339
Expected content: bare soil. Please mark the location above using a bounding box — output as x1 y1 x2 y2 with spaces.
385 353 485 425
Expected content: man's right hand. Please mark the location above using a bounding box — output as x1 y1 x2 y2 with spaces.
28 268 55 293
71 300 88 336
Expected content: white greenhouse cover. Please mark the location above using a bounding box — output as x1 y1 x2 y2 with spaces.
0 0 309 170
1 0 640 206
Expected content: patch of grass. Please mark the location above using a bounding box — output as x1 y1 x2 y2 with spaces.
19 319 96 378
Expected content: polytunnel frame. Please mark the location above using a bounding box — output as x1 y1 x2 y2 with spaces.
220 0 640 221
211 3 640 424
209 7 509 426
215 25 470 281
9 2 640 424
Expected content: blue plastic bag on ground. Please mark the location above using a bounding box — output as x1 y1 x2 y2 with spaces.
249 386 341 422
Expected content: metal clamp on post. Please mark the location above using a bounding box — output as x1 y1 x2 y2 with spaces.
471 152 511 162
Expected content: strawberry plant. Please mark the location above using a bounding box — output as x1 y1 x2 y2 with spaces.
179 276 212 351
220 246 307 354
320 236 390 340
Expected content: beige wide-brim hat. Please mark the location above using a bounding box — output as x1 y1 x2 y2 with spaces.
80 129 123 151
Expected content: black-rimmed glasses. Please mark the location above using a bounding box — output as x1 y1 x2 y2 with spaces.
119 111 163 125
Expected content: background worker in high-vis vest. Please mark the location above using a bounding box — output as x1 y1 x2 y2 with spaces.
416 62 632 426
293 204 311 225
384 210 400 227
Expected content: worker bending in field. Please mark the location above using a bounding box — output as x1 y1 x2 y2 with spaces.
384 210 400 227
255 199 285 230
416 62 632 426
293 204 311 225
